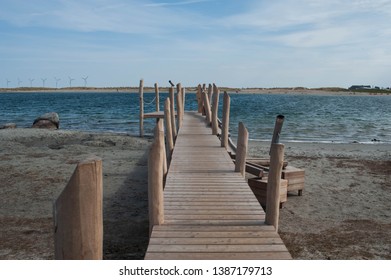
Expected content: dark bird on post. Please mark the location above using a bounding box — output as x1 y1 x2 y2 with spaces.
169 80 175 87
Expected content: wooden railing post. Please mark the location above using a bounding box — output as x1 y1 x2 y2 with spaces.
148 119 165 236
211 84 220 135
202 91 212 126
139 79 144 137
207 83 213 104
235 122 248 177
54 157 103 260
154 82 160 112
164 98 174 162
176 86 183 130
181 87 186 115
169 87 177 140
197 84 203 113
270 115 285 153
160 119 168 178
265 143 285 231
221 91 230 148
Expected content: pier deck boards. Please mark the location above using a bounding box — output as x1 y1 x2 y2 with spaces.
144 112 291 260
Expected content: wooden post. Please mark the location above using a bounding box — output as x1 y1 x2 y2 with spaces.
196 84 203 113
54 157 103 260
211 85 220 135
164 98 174 161
265 143 285 231
176 86 183 130
221 91 230 148
235 122 248 177
201 84 207 116
169 87 177 140
159 119 167 177
202 91 212 126
207 84 213 104
270 115 285 154
139 79 144 137
181 87 186 115
148 120 164 236
154 83 159 112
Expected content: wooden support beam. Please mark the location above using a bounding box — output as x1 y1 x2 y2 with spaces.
235 122 248 177
139 79 144 137
221 91 230 148
148 120 165 236
265 143 285 231
211 84 220 135
54 157 103 260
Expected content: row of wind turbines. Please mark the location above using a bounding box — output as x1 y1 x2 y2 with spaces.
4 76 89 88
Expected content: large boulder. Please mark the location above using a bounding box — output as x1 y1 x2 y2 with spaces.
32 112 60 129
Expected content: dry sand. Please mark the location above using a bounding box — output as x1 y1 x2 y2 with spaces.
0 128 390 259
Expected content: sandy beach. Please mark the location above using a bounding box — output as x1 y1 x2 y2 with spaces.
0 128 390 259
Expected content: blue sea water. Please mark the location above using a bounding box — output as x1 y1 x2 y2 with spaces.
0 91 390 144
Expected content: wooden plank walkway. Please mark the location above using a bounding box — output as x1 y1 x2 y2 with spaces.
144 111 291 260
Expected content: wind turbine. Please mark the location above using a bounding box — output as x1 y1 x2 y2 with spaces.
6 79 11 88
41 78 47 88
54 77 61 88
29 78 34 87
68 76 75 87
17 78 22 87
82 76 88 87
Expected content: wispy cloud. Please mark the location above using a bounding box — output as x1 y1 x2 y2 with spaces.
145 0 212 7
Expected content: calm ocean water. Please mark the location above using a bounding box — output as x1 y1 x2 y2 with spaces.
0 91 390 144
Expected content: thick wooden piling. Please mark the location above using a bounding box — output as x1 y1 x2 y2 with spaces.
54 157 103 260
265 143 285 231
139 79 144 137
211 85 220 135
235 122 248 177
221 92 230 148
148 119 165 236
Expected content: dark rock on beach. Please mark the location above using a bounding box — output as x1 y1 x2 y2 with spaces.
0 123 17 129
32 112 60 129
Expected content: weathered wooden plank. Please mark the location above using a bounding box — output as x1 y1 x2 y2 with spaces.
149 237 283 245
145 252 292 260
147 244 289 253
151 230 280 238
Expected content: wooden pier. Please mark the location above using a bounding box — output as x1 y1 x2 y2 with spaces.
145 103 292 259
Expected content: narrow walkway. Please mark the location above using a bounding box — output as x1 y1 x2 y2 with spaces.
144 112 291 259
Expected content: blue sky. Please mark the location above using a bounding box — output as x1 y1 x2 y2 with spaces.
0 0 390 88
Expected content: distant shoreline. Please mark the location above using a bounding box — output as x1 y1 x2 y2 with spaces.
0 86 390 96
